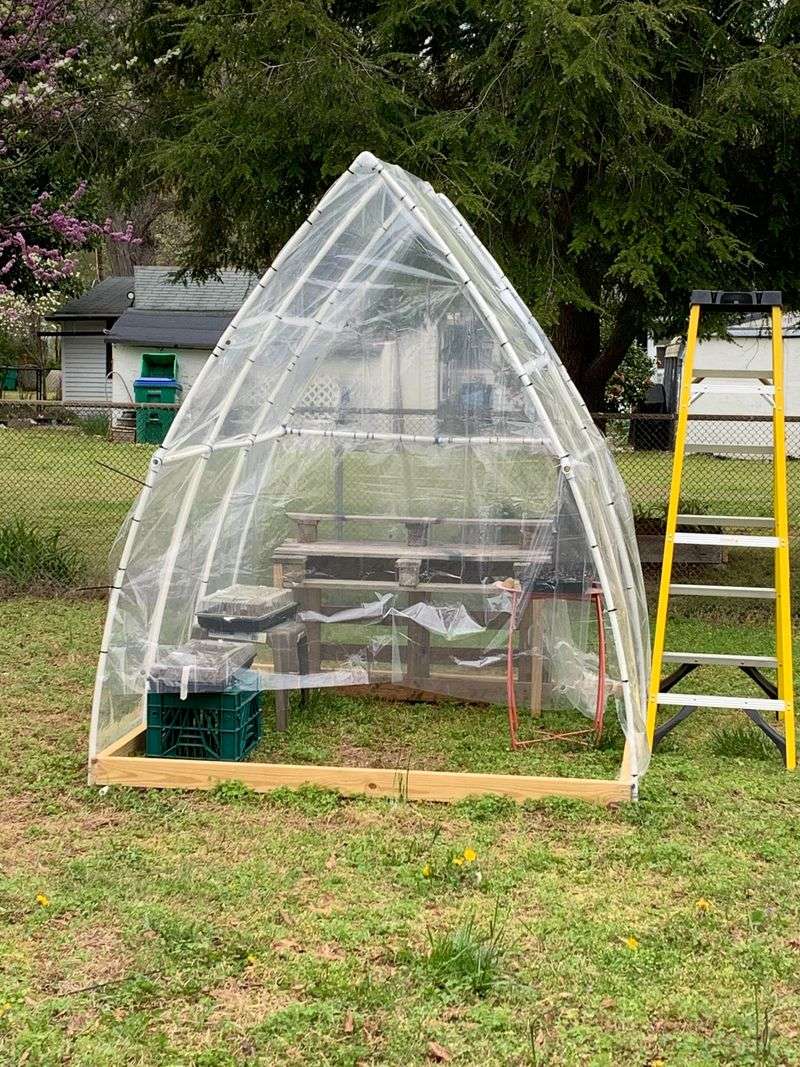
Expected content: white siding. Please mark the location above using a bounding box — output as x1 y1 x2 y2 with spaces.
111 344 211 405
686 332 800 457
60 320 108 402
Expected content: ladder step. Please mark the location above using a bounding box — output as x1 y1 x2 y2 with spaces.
692 366 773 380
656 693 785 712
662 651 779 668
676 514 775 528
669 584 776 599
691 381 774 396
685 443 773 456
673 532 780 548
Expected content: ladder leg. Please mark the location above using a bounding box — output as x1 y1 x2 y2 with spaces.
744 710 787 758
771 305 795 770
653 703 697 746
647 304 701 748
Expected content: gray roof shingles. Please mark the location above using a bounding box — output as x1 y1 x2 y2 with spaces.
47 277 133 319
48 266 260 348
132 266 259 312
106 309 234 349
48 266 258 321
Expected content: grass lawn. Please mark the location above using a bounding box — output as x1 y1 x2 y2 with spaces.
1 424 799 585
0 425 153 578
2 596 800 1065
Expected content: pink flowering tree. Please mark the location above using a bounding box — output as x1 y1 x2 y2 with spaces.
0 0 137 329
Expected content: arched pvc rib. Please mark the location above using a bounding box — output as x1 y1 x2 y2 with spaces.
372 160 640 782
196 201 406 596
158 168 356 455
140 179 383 679
88 170 377 759
87 270 275 761
162 199 407 598
435 193 648 715
226 203 406 580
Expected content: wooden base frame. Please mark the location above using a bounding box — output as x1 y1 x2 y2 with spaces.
90 724 635 806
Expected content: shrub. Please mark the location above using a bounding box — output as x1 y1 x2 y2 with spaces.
0 518 84 590
605 342 654 413
75 413 109 437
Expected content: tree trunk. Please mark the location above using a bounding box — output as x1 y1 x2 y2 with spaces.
551 304 605 412
551 300 641 413
101 194 173 277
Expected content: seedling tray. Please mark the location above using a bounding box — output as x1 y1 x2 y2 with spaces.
147 639 257 693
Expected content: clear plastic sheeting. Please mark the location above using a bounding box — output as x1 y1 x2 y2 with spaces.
147 639 257 695
90 152 650 780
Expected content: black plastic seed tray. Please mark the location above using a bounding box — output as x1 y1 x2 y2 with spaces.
196 584 297 634
147 639 257 693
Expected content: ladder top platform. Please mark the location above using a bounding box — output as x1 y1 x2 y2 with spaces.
690 289 782 311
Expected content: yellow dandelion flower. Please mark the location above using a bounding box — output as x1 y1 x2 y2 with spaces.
421 865 431 878
35 894 50 908
695 897 711 912
463 848 477 863
246 954 258 965
624 936 639 951
452 856 465 867
651 1059 666 1067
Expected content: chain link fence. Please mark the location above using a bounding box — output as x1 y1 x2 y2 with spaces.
2 400 798 606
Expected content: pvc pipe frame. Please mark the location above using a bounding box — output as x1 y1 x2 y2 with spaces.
158 427 553 465
374 161 639 781
139 178 387 693
89 167 371 759
435 194 648 716
90 153 641 782
227 200 407 577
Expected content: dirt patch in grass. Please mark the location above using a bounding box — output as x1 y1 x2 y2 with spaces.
23 922 133 1000
336 739 449 771
56 924 132 995
208 975 296 1029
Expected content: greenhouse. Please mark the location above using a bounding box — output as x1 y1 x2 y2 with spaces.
89 151 650 802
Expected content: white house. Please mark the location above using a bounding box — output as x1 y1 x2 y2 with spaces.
106 267 259 406
665 313 800 457
46 266 259 409
44 277 132 402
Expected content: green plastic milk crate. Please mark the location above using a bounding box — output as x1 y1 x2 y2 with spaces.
146 683 262 761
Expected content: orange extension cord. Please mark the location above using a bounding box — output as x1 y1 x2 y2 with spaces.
504 583 606 750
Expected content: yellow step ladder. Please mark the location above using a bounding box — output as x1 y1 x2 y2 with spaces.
646 289 795 768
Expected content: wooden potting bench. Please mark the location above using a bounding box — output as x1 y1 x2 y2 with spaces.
272 512 554 711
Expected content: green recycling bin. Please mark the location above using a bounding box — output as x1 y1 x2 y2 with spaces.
134 375 182 443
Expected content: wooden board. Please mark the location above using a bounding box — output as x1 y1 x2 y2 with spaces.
334 678 508 704
98 721 146 758
286 512 552 529
333 667 549 706
275 539 550 563
91 733 633 805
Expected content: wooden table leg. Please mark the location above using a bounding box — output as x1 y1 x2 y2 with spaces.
269 622 307 732
405 591 432 683
397 558 430 684
302 588 322 672
518 594 545 718
277 555 321 673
